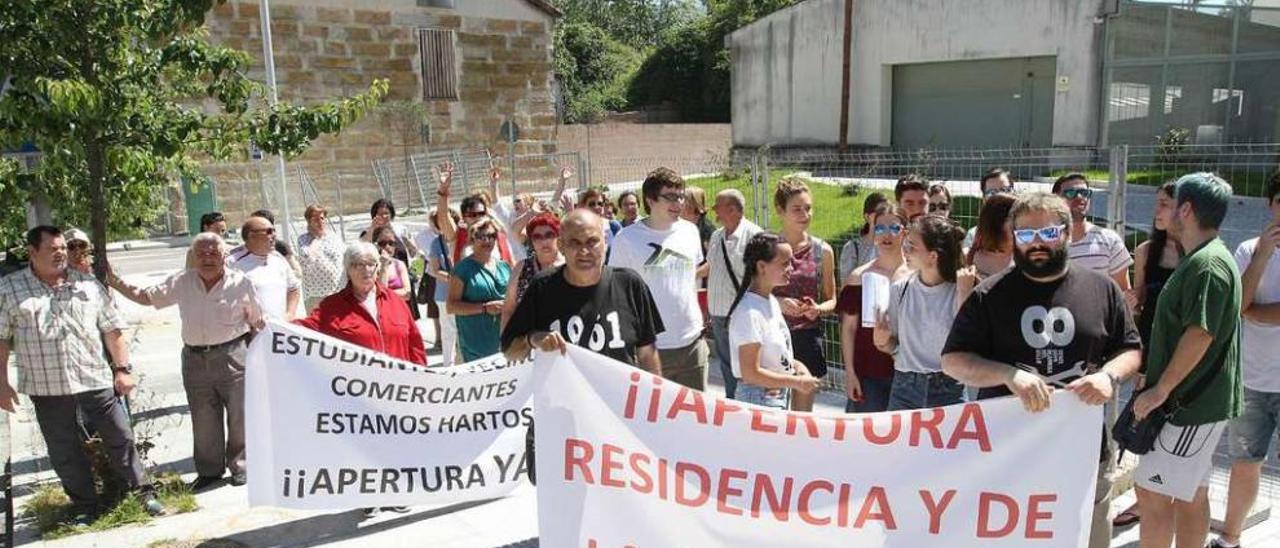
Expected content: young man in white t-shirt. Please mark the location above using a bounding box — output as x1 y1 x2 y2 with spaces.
608 167 708 390
1211 175 1280 548
1054 173 1133 290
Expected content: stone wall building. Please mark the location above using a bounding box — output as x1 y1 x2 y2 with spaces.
199 0 560 225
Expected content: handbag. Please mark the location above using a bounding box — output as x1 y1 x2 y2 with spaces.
1112 323 1234 456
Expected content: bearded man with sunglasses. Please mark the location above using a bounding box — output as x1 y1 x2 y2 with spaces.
1054 173 1134 291
942 192 1142 548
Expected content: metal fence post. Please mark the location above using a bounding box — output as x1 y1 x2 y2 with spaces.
1108 144 1129 236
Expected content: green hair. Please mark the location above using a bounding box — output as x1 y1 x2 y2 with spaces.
1173 172 1233 230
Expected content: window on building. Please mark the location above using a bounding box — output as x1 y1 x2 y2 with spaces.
419 28 458 101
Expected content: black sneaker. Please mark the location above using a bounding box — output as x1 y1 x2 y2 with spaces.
1207 539 1241 548
227 473 247 487
187 475 224 492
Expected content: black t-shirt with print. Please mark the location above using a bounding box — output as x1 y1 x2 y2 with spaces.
943 264 1141 460
501 266 664 367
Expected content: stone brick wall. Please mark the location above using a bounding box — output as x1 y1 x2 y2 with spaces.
198 0 558 225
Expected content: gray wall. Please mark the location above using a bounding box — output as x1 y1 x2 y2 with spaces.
729 0 1108 148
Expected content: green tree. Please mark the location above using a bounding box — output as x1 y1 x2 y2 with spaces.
555 22 644 123
0 0 388 273
629 0 793 121
555 0 699 49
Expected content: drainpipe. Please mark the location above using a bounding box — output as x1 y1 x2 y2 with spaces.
838 0 854 151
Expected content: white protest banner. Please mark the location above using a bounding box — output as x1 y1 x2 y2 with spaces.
245 321 532 509
534 346 1102 547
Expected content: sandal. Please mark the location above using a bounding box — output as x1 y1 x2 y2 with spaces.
1112 509 1140 528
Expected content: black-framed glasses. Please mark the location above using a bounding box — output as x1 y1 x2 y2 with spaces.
928 203 950 212
473 232 498 242
1062 188 1093 200
658 192 686 203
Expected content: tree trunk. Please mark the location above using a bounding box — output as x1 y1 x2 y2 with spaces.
85 138 109 282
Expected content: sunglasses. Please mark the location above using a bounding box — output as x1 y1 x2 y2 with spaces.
1013 224 1067 245
928 203 950 212
1062 188 1093 200
658 192 686 203
983 188 1014 198
873 223 903 236
377 240 396 248
473 232 498 242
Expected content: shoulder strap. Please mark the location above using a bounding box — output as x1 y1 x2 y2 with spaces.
720 234 740 292
810 236 823 269
436 238 452 270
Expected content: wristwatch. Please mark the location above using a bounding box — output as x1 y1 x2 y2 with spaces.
112 364 133 374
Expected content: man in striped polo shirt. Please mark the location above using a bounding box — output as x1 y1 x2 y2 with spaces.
1053 172 1134 292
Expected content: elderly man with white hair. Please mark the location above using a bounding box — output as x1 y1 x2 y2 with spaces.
107 232 264 491
295 242 426 366
706 188 762 399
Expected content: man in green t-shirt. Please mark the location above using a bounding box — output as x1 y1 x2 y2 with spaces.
1133 172 1243 547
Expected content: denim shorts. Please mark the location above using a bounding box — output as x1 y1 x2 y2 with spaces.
735 382 790 410
887 370 965 411
1228 387 1280 462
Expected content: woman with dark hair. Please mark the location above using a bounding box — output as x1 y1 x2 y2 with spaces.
771 178 837 412
1111 180 1182 529
839 192 889 282
965 193 1017 279
500 212 564 331
873 215 975 410
617 190 641 227
837 202 912 412
728 232 821 409
371 225 413 305
361 198 420 318
926 184 952 218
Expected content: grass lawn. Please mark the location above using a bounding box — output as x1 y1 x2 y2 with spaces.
686 171 873 246
1050 168 1274 198
686 171 988 247
23 473 197 540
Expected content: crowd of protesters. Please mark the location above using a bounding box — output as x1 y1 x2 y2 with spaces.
2 158 1277 548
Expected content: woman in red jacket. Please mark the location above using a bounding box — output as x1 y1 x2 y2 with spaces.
295 241 427 366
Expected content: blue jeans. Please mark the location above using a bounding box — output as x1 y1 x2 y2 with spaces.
846 375 893 413
1228 387 1280 462
735 383 790 410
887 370 965 411
711 316 736 399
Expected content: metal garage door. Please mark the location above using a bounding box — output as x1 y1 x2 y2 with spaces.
891 56 1056 149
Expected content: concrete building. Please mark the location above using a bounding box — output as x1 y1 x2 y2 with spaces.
729 0 1280 149
200 0 561 220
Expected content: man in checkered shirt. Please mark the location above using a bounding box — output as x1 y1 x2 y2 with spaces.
0 226 162 522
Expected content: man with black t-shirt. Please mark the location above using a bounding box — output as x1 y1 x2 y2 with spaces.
501 208 663 372
942 192 1142 548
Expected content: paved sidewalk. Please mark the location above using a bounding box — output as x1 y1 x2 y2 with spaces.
7 268 1280 546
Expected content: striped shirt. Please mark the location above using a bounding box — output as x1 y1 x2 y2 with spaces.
1069 224 1132 277
708 219 762 317
0 268 129 396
